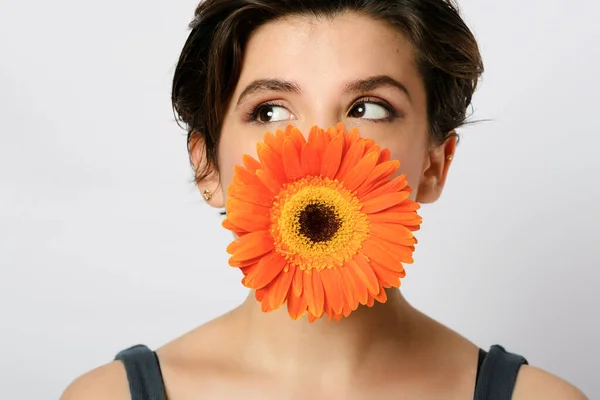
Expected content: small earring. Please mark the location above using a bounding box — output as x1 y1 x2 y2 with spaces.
202 189 213 202
446 154 453 161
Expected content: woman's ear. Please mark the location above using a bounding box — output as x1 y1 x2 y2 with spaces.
189 132 225 208
416 132 457 204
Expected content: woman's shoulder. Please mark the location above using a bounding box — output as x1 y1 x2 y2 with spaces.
425 312 587 399
60 315 233 400
512 365 588 400
59 361 130 400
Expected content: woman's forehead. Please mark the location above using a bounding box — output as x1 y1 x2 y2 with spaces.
237 13 420 97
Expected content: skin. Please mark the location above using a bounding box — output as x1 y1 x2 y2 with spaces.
61 12 586 400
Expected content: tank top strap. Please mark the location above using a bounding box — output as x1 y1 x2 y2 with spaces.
474 344 528 400
115 344 167 400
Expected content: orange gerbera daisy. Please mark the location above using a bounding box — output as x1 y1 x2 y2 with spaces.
222 123 421 322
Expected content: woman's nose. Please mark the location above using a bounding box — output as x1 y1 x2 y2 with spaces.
296 113 342 137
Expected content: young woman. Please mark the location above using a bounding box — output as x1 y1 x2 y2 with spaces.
61 0 587 399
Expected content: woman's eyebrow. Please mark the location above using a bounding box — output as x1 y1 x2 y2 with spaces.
236 79 302 106
236 75 411 107
344 75 412 103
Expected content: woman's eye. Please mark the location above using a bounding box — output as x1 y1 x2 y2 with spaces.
254 105 294 123
348 102 390 120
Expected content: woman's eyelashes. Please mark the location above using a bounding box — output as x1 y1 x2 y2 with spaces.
245 98 401 125
246 101 295 124
348 98 400 123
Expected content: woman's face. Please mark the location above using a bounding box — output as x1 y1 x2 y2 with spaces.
203 12 454 205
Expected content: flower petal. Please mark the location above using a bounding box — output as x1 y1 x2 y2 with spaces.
326 126 338 141
242 250 287 289
342 150 379 192
256 168 283 194
221 219 246 236
242 154 262 173
373 284 388 303
366 295 375 307
381 201 420 213
282 138 304 181
257 142 287 183
358 175 408 202
371 238 414 264
336 139 365 181
378 148 391 163
336 266 358 312
227 212 271 232
228 185 273 207
304 270 325 318
268 265 295 311
229 255 262 268
320 267 344 315
290 126 306 148
292 266 304 297
255 288 267 301
369 223 417 246
333 268 352 315
356 160 400 196
301 142 320 176
303 270 316 315
226 230 271 256
345 262 369 305
313 128 328 161
368 211 422 225
364 139 377 154
364 238 410 268
230 237 275 265
307 125 321 142
353 254 380 296
264 131 284 153
226 198 270 218
344 127 360 154
339 262 364 309
239 260 260 275
320 133 344 179
287 293 308 320
342 294 353 317
260 299 270 312
361 191 412 214
370 261 402 288
324 301 336 322
232 165 262 187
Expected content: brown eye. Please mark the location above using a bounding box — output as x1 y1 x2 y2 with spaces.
348 102 390 120
255 105 293 123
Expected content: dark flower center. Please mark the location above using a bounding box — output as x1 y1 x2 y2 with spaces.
298 203 341 243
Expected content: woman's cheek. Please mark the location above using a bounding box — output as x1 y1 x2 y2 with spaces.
218 142 258 197
388 150 425 200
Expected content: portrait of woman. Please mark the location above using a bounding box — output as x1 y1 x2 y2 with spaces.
1 0 595 399
54 0 590 399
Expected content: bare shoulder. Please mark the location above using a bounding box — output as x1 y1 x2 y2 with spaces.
60 310 238 400
512 365 587 400
60 361 129 400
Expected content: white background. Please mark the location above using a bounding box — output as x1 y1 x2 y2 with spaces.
1 0 598 398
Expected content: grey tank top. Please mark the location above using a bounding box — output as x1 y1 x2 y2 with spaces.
115 344 527 400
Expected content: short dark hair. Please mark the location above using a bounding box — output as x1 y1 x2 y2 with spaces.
172 0 484 184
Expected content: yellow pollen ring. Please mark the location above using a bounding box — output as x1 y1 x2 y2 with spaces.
270 176 369 271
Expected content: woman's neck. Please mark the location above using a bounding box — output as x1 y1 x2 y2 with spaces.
233 288 421 378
